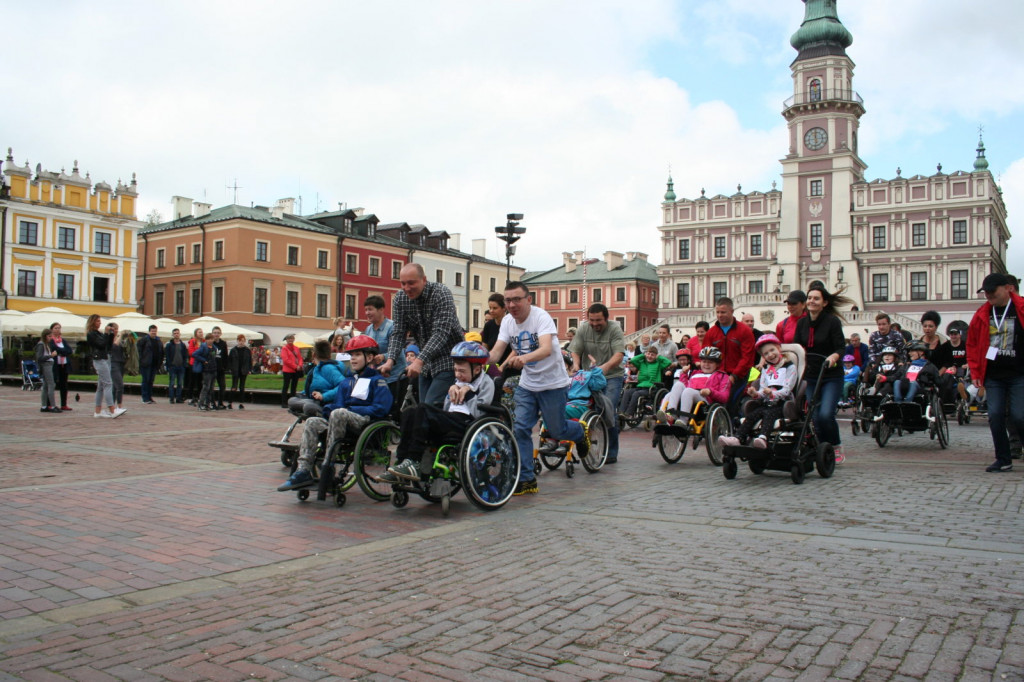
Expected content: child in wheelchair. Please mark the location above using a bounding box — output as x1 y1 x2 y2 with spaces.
277 335 393 491
538 351 606 455
655 346 730 428
717 334 799 449
619 345 672 423
839 354 860 407
863 346 903 400
892 341 940 404
378 341 495 483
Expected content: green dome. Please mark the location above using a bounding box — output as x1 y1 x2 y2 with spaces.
974 137 990 171
664 175 677 202
791 0 853 54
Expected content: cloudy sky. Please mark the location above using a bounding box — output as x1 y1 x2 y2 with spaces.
4 0 1023 274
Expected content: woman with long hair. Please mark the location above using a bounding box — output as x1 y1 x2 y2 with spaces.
86 314 125 418
34 329 60 413
186 328 204 406
794 281 852 463
108 322 127 409
48 322 73 410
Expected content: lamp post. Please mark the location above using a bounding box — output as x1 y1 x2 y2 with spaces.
494 213 525 286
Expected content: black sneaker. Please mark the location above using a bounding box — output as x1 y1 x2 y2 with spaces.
375 470 402 484
575 422 590 459
986 462 1013 473
513 479 538 496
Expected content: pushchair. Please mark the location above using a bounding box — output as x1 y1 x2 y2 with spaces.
21 360 42 391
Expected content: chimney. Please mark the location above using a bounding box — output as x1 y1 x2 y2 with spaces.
472 238 486 257
563 252 577 273
634 252 649 262
270 205 285 219
351 207 365 217
171 195 193 220
604 250 623 271
449 233 461 251
193 201 212 218
275 197 296 215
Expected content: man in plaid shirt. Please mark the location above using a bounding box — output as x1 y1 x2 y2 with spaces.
380 263 465 407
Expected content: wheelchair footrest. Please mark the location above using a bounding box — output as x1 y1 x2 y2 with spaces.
269 441 300 451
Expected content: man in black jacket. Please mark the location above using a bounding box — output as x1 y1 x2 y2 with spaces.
136 325 164 404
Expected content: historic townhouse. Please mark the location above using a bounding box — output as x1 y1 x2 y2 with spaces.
0 149 141 315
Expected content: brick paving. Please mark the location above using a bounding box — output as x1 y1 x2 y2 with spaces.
0 385 1022 680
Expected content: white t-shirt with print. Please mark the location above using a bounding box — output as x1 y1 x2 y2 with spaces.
499 306 570 392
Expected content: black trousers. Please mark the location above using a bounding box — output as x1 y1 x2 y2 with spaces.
397 403 474 476
53 363 70 407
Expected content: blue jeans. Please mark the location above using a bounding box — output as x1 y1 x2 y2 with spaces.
805 375 843 446
893 379 919 403
984 374 1024 465
167 366 185 401
419 370 456 409
140 365 156 402
603 375 624 459
514 385 584 482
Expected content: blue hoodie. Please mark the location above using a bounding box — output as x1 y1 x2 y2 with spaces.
321 365 393 419
302 360 349 404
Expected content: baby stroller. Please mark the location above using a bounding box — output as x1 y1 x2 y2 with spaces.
21 360 42 391
721 347 837 485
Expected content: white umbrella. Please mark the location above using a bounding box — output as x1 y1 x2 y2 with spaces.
20 307 88 335
153 317 189 336
109 312 160 334
185 315 259 339
0 310 27 335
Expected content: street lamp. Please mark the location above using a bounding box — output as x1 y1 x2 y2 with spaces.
494 213 525 286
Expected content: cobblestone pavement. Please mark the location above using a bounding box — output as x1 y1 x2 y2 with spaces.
0 385 1022 681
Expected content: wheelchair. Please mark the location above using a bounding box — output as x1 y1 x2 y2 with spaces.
619 385 668 431
652 399 732 466
269 410 307 470
953 370 986 425
720 346 837 485
534 392 612 478
873 387 949 449
281 421 371 507
357 404 520 516
849 379 884 437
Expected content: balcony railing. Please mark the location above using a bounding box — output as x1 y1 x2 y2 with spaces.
783 89 863 110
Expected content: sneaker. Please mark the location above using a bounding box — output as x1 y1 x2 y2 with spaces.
718 435 741 448
513 479 539 496
751 436 768 450
655 410 672 425
833 446 846 465
986 461 1013 473
111 408 127 419
61 406 72 411
198 406 210 411
575 422 591 459
277 469 314 491
537 440 558 455
93 412 109 419
387 459 420 480
375 470 401 484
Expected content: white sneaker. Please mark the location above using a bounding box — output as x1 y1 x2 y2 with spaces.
833 446 846 464
718 435 741 448
751 436 768 450
111 407 127 419
93 412 110 419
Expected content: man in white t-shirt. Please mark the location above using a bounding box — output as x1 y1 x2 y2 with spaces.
488 281 587 495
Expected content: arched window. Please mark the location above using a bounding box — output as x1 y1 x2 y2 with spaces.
809 78 822 102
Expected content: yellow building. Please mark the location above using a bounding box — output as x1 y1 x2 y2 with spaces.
1 148 142 316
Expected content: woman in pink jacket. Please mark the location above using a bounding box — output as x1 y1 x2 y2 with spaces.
280 334 304 408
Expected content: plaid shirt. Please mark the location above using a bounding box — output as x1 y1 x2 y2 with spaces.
388 281 465 377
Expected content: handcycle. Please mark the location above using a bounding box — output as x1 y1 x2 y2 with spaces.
873 387 949 449
534 392 612 478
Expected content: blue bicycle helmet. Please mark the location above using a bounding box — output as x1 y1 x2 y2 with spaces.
451 341 489 364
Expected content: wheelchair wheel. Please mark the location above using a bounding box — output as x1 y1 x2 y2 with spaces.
704 404 731 466
652 388 668 414
748 458 767 475
354 421 401 502
459 418 520 511
875 420 892 448
851 419 860 436
539 448 565 471
956 402 967 425
934 398 950 449
658 431 688 464
579 410 608 473
723 457 738 480
816 442 835 478
791 464 805 485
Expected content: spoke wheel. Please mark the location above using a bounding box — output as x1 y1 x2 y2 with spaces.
705 405 731 466
540 449 565 471
658 431 688 464
354 421 401 501
936 400 950 449
579 411 608 473
459 419 520 511
875 420 892 448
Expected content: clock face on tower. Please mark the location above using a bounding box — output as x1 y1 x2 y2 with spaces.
804 127 828 151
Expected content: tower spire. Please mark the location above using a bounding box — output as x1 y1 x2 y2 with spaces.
974 132 990 172
790 0 853 62
664 174 676 202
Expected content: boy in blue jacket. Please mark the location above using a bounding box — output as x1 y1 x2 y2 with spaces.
278 335 392 491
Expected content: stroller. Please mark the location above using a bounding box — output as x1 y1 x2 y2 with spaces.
21 360 42 391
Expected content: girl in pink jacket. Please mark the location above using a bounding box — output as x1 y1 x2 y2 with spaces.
657 345 731 426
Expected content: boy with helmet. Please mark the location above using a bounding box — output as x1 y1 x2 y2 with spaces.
893 340 940 404
278 335 393 491
379 341 495 483
864 347 903 399
656 346 732 427
718 334 798 449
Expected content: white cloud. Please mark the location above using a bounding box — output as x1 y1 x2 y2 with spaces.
1001 158 1024 275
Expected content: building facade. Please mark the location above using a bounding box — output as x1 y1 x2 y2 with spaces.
1 149 142 316
657 0 1009 333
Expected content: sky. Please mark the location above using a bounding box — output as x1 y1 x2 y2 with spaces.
4 0 1024 274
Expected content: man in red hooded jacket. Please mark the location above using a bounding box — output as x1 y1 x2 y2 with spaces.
702 297 755 409
966 273 1024 472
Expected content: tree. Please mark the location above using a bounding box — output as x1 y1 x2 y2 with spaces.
145 208 163 226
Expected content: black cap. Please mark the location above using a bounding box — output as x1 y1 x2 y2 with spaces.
978 273 1010 293
785 289 807 304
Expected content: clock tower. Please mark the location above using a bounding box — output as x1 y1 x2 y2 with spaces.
777 0 866 305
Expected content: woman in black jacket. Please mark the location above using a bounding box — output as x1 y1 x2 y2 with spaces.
794 281 852 463
86 314 125 419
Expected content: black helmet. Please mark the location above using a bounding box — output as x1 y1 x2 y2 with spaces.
906 340 928 353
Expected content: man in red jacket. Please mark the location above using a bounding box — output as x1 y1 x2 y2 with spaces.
702 297 755 410
966 273 1024 472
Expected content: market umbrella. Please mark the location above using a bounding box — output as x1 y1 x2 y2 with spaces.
20 307 88 335
109 311 160 334
292 331 317 348
0 310 27 335
184 316 259 339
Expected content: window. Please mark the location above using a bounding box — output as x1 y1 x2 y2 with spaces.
810 224 823 248
287 246 299 266
214 240 224 261
872 273 889 301
191 243 201 263
95 232 112 255
750 235 762 256
154 290 164 316
213 286 224 312
286 290 299 316
714 236 726 258
615 316 626 329
17 270 36 296
569 289 579 304
18 221 38 245
176 245 185 265
58 226 76 250
489 277 497 292
953 220 967 244
316 293 329 318
550 290 559 305
616 287 626 302
678 239 690 260
317 250 329 269
872 226 886 250
57 274 74 299
677 283 690 308
175 290 185 315
345 294 356 319
455 272 463 287
393 261 403 279
748 280 764 294
652 290 657 305
254 287 268 314
369 257 381 277
156 248 166 268
435 269 444 284
567 318 578 331
472 309 480 328
256 241 268 262
809 78 822 102
951 270 969 299
713 282 727 300
593 288 602 302
910 272 927 301
912 223 926 247
473 275 480 290
346 254 358 273
93 277 109 302
809 179 823 196
190 288 200 314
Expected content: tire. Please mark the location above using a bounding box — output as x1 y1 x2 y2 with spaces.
956 403 966 426
279 451 291 467
579 411 608 473
723 458 738 479
459 418 520 511
540 448 565 471
355 421 401 502
816 442 835 478
791 464 805 485
851 419 860 436
334 493 346 508
652 388 668 415
565 461 575 478
391 490 409 508
297 489 310 501
875 420 892 448
533 460 542 475
658 431 689 464
749 459 767 475
441 494 450 517
705 404 731 466
936 402 950 449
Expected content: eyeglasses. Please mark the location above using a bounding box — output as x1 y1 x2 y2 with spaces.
504 296 527 304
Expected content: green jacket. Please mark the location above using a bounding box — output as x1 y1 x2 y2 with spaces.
629 354 672 388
